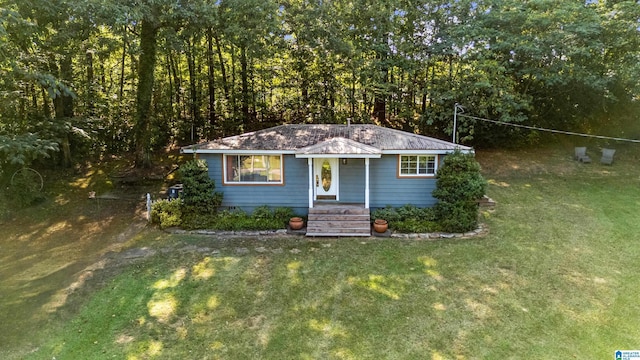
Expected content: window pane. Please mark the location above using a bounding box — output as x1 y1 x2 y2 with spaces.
226 155 282 183
226 155 239 182
400 155 436 176
268 156 281 181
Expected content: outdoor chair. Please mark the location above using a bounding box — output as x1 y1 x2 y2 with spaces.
574 147 591 163
601 148 616 165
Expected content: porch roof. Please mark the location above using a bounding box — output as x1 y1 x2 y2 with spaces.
295 137 381 158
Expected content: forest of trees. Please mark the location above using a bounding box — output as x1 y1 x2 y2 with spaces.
0 0 638 168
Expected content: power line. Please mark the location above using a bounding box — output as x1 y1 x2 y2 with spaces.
457 113 640 143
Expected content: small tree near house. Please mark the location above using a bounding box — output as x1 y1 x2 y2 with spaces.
433 149 487 233
179 159 223 214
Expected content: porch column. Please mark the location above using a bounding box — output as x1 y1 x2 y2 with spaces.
308 158 314 208
365 158 370 209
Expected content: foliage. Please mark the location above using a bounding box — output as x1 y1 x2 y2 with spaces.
1 0 638 164
433 150 486 233
0 134 59 167
372 205 438 233
150 199 183 229
178 159 222 214
181 206 295 231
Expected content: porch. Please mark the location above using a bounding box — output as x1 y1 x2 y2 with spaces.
305 203 371 237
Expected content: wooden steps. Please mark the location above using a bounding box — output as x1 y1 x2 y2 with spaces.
306 205 371 237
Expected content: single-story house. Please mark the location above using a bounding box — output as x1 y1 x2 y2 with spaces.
181 123 472 236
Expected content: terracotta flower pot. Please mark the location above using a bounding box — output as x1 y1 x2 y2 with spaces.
289 217 304 230
373 219 388 233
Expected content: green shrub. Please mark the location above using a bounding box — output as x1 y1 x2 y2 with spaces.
180 206 297 231
435 201 479 234
151 199 182 229
178 159 222 214
433 149 487 233
372 205 439 233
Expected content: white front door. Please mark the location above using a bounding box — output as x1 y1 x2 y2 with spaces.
314 158 339 200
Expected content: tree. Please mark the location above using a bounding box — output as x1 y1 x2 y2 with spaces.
433 150 486 233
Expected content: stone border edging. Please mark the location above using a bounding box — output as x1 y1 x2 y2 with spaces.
165 223 488 239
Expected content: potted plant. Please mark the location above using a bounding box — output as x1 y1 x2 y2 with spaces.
289 217 304 230
373 219 388 233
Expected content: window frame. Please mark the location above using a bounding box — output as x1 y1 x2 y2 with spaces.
397 154 438 178
223 154 284 185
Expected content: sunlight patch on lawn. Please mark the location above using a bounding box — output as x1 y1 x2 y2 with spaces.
127 340 163 360
348 274 404 300
287 260 303 285
487 179 510 187
419 256 444 281
192 257 216 280
433 302 447 311
192 256 239 280
147 293 178 323
465 298 492 319
207 295 220 309
309 318 349 338
153 267 186 289
115 333 135 344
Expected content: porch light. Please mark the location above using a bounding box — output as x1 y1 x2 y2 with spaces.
341 158 347 165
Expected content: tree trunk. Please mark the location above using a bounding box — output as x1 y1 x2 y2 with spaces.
52 54 74 167
186 36 200 141
240 45 250 128
206 28 216 136
373 47 387 123
134 18 159 168
119 24 127 103
214 34 230 104
86 50 95 116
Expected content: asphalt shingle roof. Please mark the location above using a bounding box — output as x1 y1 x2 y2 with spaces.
182 124 470 153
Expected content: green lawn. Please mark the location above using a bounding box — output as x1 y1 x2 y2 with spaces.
19 146 640 359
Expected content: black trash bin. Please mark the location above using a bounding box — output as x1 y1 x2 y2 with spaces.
167 184 183 199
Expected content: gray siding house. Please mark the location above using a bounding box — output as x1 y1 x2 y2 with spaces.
181 124 472 236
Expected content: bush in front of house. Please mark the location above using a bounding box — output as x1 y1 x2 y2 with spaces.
372 205 438 233
432 149 486 233
178 159 223 214
180 206 296 231
151 199 183 229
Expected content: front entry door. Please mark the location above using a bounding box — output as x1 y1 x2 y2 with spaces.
314 158 339 200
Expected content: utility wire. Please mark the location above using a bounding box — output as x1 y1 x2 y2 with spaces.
457 113 640 143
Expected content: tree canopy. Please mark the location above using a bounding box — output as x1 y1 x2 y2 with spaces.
0 0 638 167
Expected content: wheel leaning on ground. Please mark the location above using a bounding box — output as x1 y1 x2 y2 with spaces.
10 167 44 192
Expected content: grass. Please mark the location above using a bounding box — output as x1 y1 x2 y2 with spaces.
5 144 640 359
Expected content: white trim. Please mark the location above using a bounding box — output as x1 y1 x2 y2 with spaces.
184 148 295 155
365 158 370 209
313 158 339 200
308 158 313 208
398 154 438 177
296 153 381 159
382 149 472 155
185 148 471 156
222 154 284 185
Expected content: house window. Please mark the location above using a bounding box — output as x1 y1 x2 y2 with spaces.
224 155 283 184
399 155 437 177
